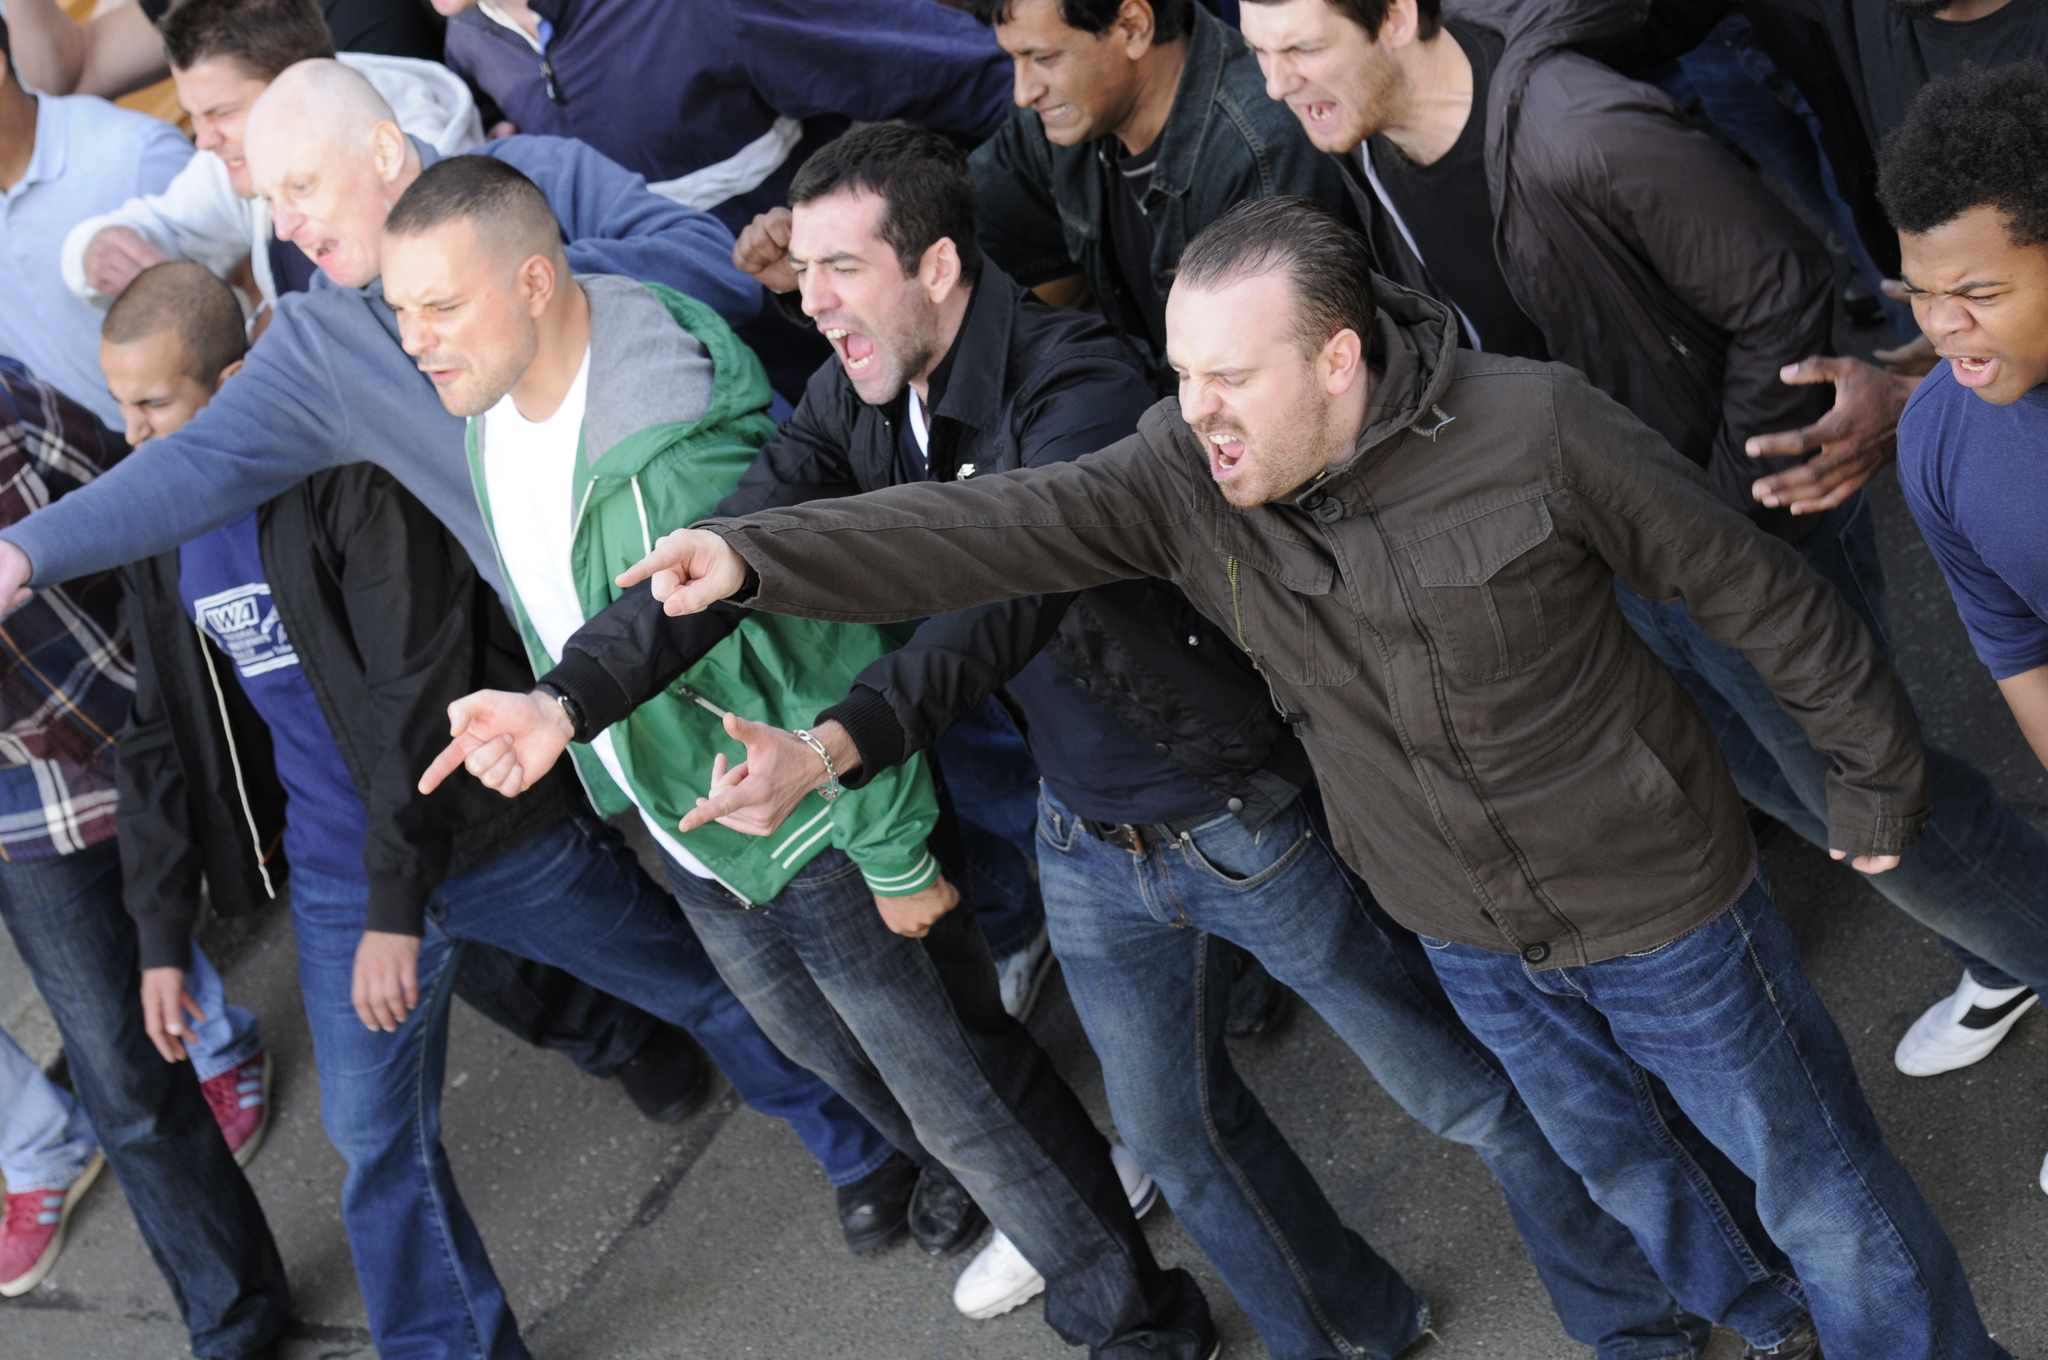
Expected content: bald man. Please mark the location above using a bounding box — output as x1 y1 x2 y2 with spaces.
0 57 761 613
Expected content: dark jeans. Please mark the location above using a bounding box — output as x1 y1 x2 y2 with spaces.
1423 876 2004 1359
289 816 893 1360
657 844 1207 1357
0 840 288 1359
1616 492 2048 997
451 942 660 1079
1038 786 1769 1360
932 697 1047 959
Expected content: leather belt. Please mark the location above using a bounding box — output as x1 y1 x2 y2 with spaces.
1077 814 1213 856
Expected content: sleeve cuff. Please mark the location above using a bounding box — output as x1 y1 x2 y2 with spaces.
539 649 636 740
364 874 430 938
816 685 906 791
135 913 196 973
859 847 941 897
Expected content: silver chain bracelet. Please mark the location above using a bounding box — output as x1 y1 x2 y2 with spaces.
790 728 842 801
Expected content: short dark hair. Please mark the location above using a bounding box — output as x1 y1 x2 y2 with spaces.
160 0 335 81
787 122 984 285
1239 0 1441 42
1176 196 1377 356
1879 60 2048 250
385 155 567 269
103 262 248 384
965 0 1194 43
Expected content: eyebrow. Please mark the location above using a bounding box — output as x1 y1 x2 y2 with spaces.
1903 275 2011 294
789 250 863 267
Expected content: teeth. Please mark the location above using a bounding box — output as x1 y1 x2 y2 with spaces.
1958 356 1990 370
826 328 849 340
846 354 872 370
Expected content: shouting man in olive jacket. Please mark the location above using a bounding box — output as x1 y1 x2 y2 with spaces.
625 199 2007 1360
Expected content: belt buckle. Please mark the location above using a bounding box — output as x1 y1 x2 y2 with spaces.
1111 823 1145 855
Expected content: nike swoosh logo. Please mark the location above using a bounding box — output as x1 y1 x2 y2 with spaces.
1959 991 2037 1030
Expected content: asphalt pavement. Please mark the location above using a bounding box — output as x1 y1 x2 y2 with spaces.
3 328 2044 1360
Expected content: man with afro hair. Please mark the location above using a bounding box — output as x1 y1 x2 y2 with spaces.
1886 58 2048 1198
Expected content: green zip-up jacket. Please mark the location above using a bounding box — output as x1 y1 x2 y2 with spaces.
466 274 940 905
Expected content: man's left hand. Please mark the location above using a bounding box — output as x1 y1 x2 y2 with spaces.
1745 357 1914 515
352 931 422 1032
873 876 960 938
1831 849 1901 875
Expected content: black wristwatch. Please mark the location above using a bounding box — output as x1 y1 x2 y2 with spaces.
533 681 586 741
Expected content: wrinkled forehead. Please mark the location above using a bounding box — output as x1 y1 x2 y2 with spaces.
382 221 492 306
1166 269 1302 371
789 189 894 267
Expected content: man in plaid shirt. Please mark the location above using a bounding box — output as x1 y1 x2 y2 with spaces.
0 360 289 1352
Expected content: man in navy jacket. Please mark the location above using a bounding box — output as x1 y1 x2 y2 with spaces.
0 57 759 603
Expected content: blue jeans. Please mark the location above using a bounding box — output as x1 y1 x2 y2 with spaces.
1616 492 2048 996
1423 876 2004 1359
933 697 1047 959
0 839 288 1358
657 844 1207 1357
289 816 894 1360
1037 786 1779 1360
0 1025 95 1192
178 941 263 1084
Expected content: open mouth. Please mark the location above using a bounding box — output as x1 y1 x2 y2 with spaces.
1946 352 1999 388
824 326 876 374
1205 430 1247 479
1296 99 1342 127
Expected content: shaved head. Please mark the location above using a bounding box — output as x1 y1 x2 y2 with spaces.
245 58 421 287
385 154 567 277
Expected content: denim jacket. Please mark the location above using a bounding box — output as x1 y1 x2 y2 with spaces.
970 6 1350 391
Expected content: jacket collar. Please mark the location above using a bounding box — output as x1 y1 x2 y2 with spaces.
1135 5 1234 202
1288 278 1461 513
918 260 1023 440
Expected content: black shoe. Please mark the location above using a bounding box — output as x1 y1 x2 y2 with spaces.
1744 1319 1822 1359
614 1023 710 1124
1225 952 1294 1040
1097 1267 1220 1359
837 1151 919 1254
909 1164 986 1257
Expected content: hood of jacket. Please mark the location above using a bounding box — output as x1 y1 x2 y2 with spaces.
342 52 486 155
1329 277 1465 487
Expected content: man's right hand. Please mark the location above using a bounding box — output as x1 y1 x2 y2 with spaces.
418 688 574 797
679 714 862 836
82 226 169 298
733 207 799 294
615 528 750 617
0 539 34 614
140 966 205 1064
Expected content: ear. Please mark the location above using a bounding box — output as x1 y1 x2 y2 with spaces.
1379 0 1422 48
211 358 246 391
370 120 409 185
1322 326 1366 397
918 237 966 306
1117 0 1159 55
517 251 559 317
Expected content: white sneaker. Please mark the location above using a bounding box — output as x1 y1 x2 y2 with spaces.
953 1142 1161 1320
1893 972 2038 1076
997 926 1054 1021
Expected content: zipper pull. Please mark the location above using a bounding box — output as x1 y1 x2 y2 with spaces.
542 55 564 104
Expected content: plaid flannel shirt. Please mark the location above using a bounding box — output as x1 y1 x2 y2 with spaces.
0 366 134 860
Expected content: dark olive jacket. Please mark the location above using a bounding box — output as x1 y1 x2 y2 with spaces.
700 282 1929 967
970 5 1351 391
1344 0 1835 536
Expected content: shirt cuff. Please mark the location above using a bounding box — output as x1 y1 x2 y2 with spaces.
135 912 196 974
858 845 941 897
814 685 904 791
365 874 430 938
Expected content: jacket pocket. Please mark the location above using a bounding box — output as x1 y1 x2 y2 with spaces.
1618 725 1713 862
1405 496 1560 682
1214 516 1360 688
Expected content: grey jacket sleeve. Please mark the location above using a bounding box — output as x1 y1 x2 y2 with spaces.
1553 368 1929 856
704 417 1203 623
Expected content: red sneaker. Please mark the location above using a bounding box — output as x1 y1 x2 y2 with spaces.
202 1050 272 1168
0 1150 105 1297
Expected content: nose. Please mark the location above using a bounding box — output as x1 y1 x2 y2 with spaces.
1013 59 1045 109
1261 56 1297 103
193 118 221 152
799 270 835 320
271 204 304 241
396 314 429 357
123 413 150 447
1920 293 1970 339
1181 376 1222 424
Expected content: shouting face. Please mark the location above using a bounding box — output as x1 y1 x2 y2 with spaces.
1166 267 1368 507
383 218 545 418
995 0 1155 147
1240 0 1408 155
788 189 948 406
1900 203 2048 406
172 57 274 198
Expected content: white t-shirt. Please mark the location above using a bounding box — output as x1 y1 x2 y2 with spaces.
479 349 716 879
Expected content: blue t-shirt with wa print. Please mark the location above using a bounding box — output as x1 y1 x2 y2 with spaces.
179 512 370 882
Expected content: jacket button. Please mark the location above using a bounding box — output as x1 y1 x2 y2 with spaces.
1226 797 1244 814
1314 498 1344 523
1153 742 1171 755
1300 490 1328 511
1521 942 1550 964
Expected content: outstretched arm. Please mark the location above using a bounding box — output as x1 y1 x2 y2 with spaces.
5 0 167 98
